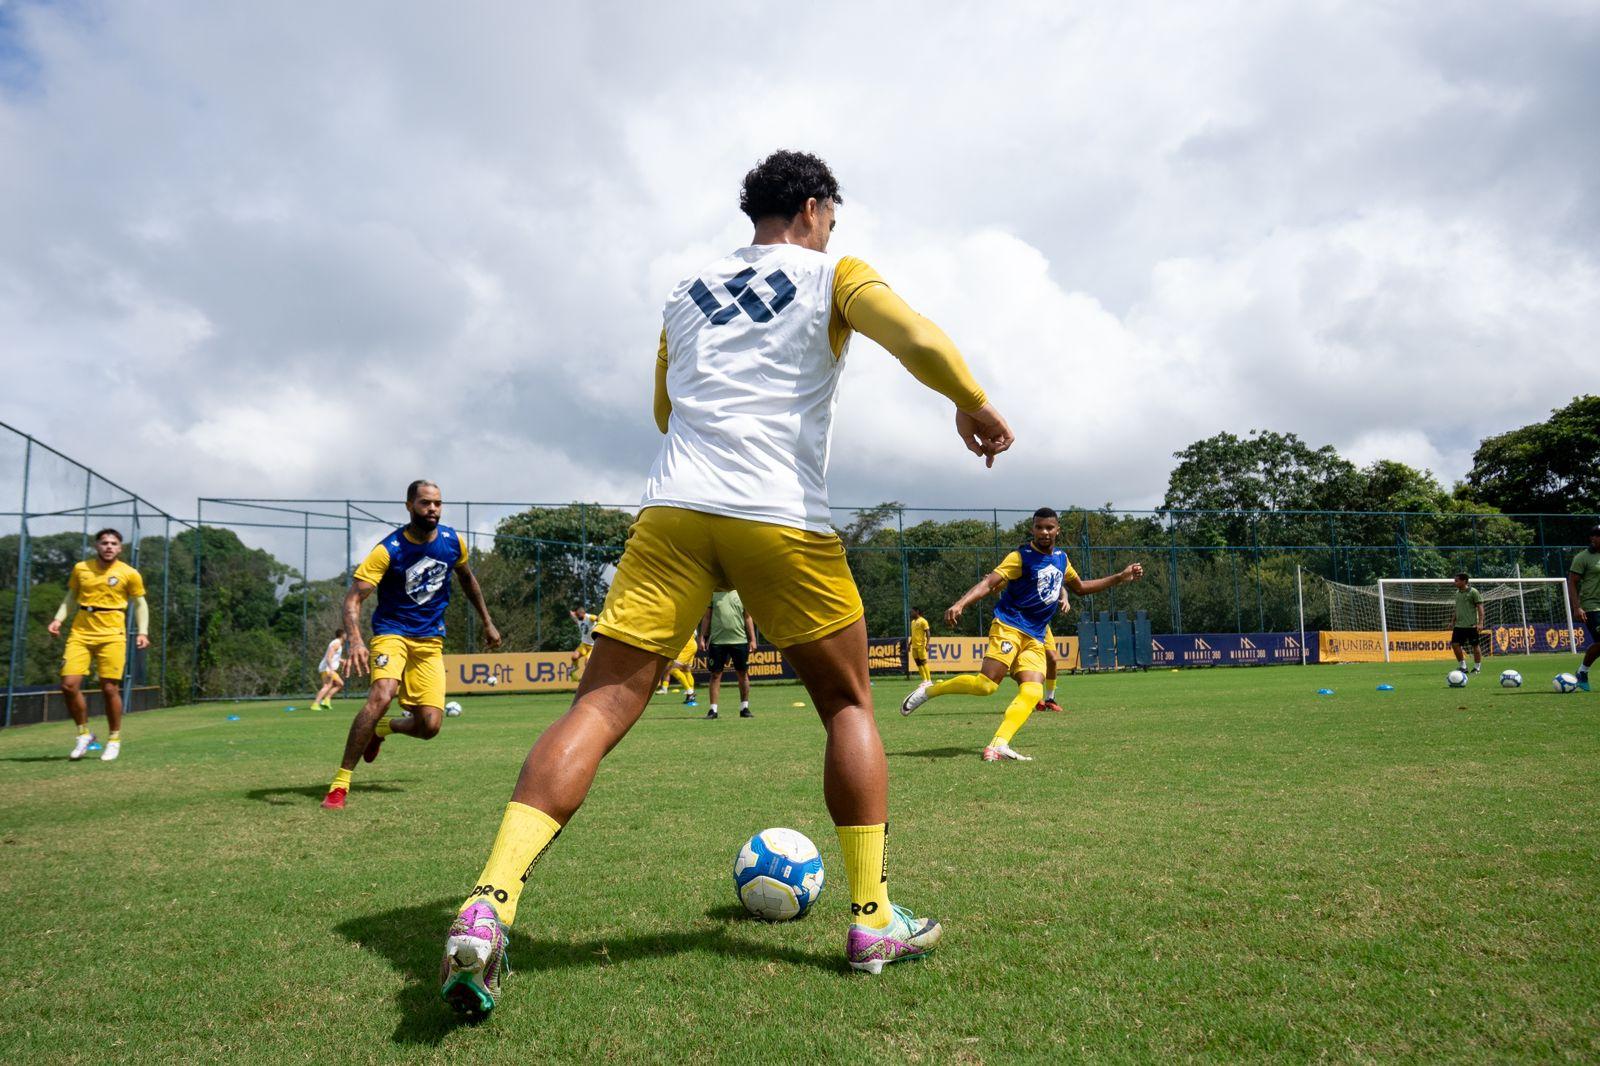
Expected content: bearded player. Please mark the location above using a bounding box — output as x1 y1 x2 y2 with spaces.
321 480 501 809
901 508 1141 760
439 150 1014 1016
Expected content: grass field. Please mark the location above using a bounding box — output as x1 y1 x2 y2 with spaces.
2 656 1598 1063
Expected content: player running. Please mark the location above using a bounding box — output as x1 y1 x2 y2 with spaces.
440 150 1013 1016
661 630 700 708
321 481 501 810
310 629 345 709
900 508 1142 760
568 606 598 677
906 607 931 685
46 528 149 762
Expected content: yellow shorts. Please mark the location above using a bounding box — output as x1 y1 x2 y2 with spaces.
675 634 699 666
321 669 341 683
597 506 863 657
573 642 593 661
984 620 1048 678
909 644 928 664
369 634 445 710
62 635 126 681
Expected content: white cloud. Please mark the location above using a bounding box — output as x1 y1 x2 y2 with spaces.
0 0 1596 532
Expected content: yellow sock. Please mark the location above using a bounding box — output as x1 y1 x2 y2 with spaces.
374 717 394 738
836 824 893 929
108 731 120 742
991 682 1042 747
917 661 932 684
462 802 563 925
77 724 91 737
329 767 353 793
672 668 695 694
928 673 998 699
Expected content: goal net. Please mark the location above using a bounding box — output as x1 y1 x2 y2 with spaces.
1325 577 1577 661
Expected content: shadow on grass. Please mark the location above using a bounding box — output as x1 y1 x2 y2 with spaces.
887 747 971 760
336 898 843 1046
245 781 410 805
0 755 74 763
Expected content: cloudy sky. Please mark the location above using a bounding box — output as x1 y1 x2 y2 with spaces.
4 0 1598 536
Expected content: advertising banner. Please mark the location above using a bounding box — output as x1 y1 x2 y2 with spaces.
1149 633 1316 667
1319 624 1584 663
921 635 1080 673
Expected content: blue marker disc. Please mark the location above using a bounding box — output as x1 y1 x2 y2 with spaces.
1317 688 1334 696
226 715 241 721
1376 684 1394 692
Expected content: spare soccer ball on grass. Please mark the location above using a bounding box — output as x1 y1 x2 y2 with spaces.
734 828 824 921
1446 669 1468 688
444 701 463 717
1553 673 1579 694
1499 670 1522 689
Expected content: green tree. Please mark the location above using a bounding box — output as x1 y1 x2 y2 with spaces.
490 503 635 651
1464 396 1600 517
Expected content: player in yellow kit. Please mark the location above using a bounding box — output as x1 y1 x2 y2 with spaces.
440 150 1015 1016
46 529 149 762
660 630 700 708
905 607 931 684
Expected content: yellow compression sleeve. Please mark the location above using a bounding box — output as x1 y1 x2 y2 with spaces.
843 282 987 412
53 589 78 624
133 596 149 637
653 330 671 434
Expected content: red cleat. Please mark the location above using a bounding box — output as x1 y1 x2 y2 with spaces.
1035 698 1064 713
321 787 347 810
363 733 384 763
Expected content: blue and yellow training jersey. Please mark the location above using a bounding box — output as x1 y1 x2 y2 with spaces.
353 525 467 639
992 543 1079 640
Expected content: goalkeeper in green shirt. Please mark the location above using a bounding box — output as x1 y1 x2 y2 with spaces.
1567 526 1600 691
1450 573 1486 674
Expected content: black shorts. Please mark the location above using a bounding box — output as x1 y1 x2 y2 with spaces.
1584 616 1600 645
1451 626 1481 647
707 643 750 674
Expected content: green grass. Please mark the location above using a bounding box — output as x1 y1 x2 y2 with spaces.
1 656 1598 1063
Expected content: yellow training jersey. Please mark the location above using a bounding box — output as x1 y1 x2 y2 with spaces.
910 616 930 648
68 559 144 640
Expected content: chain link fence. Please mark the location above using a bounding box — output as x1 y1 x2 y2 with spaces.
3 420 1595 714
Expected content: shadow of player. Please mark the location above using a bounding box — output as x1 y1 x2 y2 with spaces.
335 898 843 1046
887 746 971 760
244 781 410 805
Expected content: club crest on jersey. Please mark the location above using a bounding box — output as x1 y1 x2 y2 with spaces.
405 557 450 606
375 653 389 668
1035 565 1064 606
107 576 119 587
1000 640 1015 654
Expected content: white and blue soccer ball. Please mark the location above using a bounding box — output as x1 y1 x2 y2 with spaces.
1499 670 1523 689
1446 669 1468 688
1553 672 1579 694
444 700 463 717
734 828 824 921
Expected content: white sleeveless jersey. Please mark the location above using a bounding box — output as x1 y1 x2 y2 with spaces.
643 244 851 534
574 614 599 645
318 640 342 673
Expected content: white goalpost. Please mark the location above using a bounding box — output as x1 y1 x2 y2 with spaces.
1326 576 1578 663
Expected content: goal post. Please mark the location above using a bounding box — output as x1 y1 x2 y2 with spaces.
1372 577 1577 663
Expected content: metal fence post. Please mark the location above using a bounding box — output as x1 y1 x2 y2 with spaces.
301 510 310 684
465 501 475 653
1168 516 1182 633
191 498 203 703
5 437 34 728
160 516 171 699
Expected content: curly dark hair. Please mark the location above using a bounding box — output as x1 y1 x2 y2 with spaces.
739 150 842 224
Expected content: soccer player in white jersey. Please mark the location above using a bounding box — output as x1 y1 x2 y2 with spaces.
568 606 599 678
310 629 344 709
440 150 1014 1016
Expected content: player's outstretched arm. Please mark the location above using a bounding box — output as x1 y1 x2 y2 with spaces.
341 580 375 676
844 283 1014 466
945 571 1008 628
456 563 501 650
1066 563 1144 597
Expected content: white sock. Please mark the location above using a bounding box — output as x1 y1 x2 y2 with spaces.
1044 687 1055 701
709 704 718 713
741 700 749 710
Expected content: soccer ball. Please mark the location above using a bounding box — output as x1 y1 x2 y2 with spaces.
1553 673 1579 694
1446 669 1468 688
733 828 824 921
486 676 498 687
1499 670 1522 689
444 701 463 717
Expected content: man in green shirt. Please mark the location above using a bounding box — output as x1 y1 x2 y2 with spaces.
699 589 757 719
1450 573 1486 674
1567 525 1600 690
